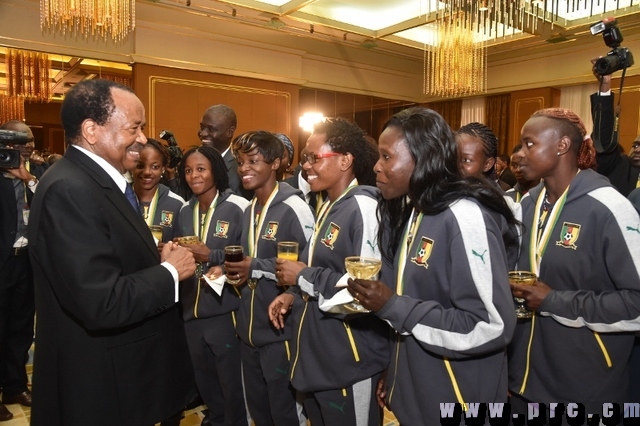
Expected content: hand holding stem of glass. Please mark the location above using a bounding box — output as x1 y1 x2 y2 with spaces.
509 270 537 319
149 225 163 244
224 245 243 285
343 256 382 313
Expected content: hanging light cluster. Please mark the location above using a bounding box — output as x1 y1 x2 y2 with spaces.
6 49 52 103
40 0 135 41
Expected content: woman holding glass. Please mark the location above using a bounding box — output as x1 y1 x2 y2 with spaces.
347 107 517 425
508 108 640 420
270 118 389 426
132 138 186 242
175 146 250 426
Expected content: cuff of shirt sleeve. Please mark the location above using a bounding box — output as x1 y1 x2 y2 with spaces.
161 261 180 303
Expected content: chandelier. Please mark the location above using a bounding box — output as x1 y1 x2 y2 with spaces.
425 10 486 98
6 49 52 103
40 0 136 41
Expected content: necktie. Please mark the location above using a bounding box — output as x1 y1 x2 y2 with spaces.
124 183 140 214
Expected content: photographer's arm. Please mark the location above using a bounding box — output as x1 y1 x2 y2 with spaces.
4 156 38 192
590 60 620 176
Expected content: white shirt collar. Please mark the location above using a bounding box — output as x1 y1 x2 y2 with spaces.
298 171 311 196
71 145 128 193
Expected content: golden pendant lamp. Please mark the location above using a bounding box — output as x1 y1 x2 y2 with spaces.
40 0 135 41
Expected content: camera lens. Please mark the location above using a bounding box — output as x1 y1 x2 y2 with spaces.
0 148 20 168
595 54 621 76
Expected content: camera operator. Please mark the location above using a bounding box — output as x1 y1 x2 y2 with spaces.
0 121 48 420
590 62 640 197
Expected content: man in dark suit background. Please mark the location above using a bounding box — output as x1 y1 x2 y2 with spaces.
198 104 253 200
495 153 517 191
0 121 47 421
28 79 197 426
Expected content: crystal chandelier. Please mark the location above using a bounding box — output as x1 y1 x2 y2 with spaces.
40 0 135 41
6 49 52 102
425 10 486 98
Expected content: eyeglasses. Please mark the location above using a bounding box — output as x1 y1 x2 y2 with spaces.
302 152 341 165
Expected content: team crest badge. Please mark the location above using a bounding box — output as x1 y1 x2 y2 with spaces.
214 221 229 238
160 210 174 226
321 222 341 250
262 222 279 240
411 236 434 269
556 222 580 250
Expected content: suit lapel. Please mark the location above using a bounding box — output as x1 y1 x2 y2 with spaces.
64 149 160 259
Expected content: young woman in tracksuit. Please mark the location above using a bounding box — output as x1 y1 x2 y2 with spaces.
271 118 389 426
509 108 640 422
132 138 185 242
224 131 314 426
176 146 250 426
347 107 518 425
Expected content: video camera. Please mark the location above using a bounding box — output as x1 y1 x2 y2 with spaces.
591 17 634 76
159 130 184 169
0 129 33 169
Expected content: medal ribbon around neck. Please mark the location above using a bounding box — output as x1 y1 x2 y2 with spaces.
193 191 219 245
249 183 279 257
143 187 160 227
395 208 423 296
528 185 570 276
306 179 358 267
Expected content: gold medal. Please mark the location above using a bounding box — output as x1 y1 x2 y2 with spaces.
247 279 257 290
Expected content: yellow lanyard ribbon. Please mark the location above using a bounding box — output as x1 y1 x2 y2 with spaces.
395 208 423 296
193 192 219 245
528 186 570 276
248 184 279 257
142 187 160 227
306 179 358 267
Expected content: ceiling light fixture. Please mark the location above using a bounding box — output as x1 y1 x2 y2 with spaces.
40 0 135 41
360 39 378 49
265 17 285 29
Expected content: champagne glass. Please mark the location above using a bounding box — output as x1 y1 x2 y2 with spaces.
224 245 244 286
177 235 199 246
149 225 163 243
343 256 382 313
509 271 537 319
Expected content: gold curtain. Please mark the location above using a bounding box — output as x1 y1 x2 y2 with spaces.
0 95 25 123
425 100 463 131
485 94 511 155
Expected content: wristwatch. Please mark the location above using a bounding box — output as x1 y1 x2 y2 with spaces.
27 177 38 189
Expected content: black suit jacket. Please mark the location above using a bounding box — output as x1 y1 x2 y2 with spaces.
0 162 47 268
498 168 517 191
591 92 640 196
28 147 195 426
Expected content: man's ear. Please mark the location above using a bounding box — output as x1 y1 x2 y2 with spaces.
82 119 99 147
226 126 236 139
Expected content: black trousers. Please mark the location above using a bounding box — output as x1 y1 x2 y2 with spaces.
0 253 35 396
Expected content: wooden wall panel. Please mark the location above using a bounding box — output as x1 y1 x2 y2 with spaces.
133 63 300 159
509 88 560 154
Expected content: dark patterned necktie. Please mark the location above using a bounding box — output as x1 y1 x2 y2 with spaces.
124 183 140 214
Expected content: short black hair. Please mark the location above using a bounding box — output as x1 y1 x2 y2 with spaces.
144 138 170 166
60 79 133 145
231 131 283 164
178 146 230 196
312 117 378 186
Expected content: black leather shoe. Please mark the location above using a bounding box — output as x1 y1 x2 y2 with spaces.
0 403 13 422
2 389 32 407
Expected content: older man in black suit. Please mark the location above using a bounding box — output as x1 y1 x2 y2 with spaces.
28 79 197 426
0 121 47 421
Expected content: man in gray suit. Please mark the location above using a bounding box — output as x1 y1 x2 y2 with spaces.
28 79 197 426
198 105 252 199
